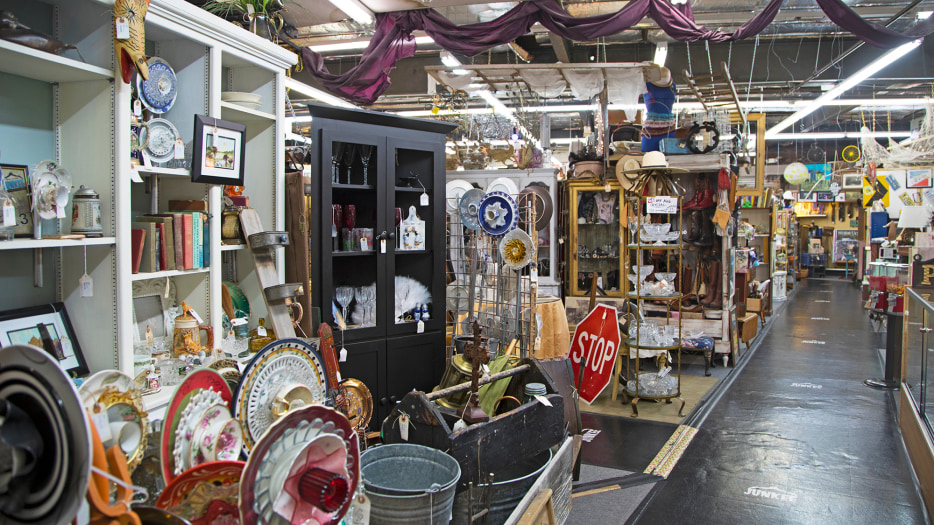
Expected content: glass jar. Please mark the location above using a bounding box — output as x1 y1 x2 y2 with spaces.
249 318 276 353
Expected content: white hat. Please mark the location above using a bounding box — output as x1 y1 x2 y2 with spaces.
623 151 687 173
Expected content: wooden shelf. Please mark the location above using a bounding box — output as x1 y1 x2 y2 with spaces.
396 249 431 255
798 215 828 218
332 251 376 257
136 166 189 178
0 237 116 251
395 187 429 193
130 267 210 281
0 40 113 83
220 244 246 251
220 101 275 123
333 184 376 191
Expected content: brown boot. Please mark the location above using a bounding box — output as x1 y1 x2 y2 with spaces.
703 261 723 308
681 264 694 295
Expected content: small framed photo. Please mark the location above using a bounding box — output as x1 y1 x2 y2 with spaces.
816 192 834 202
907 168 933 189
191 115 246 185
1 164 33 236
0 303 88 376
798 191 816 202
842 172 863 190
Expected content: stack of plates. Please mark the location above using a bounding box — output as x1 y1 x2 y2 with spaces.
221 91 262 111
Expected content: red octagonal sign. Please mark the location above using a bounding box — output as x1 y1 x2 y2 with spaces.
568 304 621 404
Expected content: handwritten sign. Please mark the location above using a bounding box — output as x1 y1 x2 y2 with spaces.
646 196 678 215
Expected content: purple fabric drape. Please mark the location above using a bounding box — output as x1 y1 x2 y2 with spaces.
300 0 934 105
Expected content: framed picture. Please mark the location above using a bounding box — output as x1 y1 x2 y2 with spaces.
729 307 740 363
842 172 863 190
191 114 246 185
0 303 88 376
908 169 933 189
816 192 834 202
832 229 859 263
798 191 816 203
1 164 33 236
565 296 630 327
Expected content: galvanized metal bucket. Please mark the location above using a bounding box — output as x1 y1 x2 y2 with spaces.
361 443 461 524
451 449 552 525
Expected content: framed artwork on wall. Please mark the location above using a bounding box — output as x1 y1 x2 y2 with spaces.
191 114 246 186
1 164 32 236
907 168 933 189
0 303 88 376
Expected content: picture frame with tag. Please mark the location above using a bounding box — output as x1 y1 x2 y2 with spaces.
0 303 88 376
1 164 32 236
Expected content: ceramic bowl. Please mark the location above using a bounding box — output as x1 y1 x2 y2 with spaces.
662 231 681 242
632 265 654 280
208 419 243 462
190 403 229 468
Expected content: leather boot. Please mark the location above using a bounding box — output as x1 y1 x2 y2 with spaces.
693 187 716 209
683 176 706 210
700 261 718 305
703 261 723 308
695 209 715 246
681 264 693 295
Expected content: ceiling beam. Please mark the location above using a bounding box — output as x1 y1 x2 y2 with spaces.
549 32 572 63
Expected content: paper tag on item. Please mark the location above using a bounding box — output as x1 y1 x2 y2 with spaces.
2 200 15 226
230 317 247 326
399 414 409 441
187 306 203 325
257 325 267 337
420 193 429 206
417 320 425 333
351 493 370 525
133 99 142 116
130 165 144 183
80 273 93 297
530 267 538 283
380 239 386 253
453 419 467 431
534 395 553 407
91 409 112 442
360 237 369 251
339 347 347 362
115 17 130 39
174 139 184 160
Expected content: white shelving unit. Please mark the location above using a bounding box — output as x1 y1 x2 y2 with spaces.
0 0 296 383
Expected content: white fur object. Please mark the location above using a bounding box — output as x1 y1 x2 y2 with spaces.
394 276 431 322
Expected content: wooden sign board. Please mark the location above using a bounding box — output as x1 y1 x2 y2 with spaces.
912 255 934 290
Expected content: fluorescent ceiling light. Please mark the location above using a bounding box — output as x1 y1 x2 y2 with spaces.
326 0 374 25
766 131 912 140
918 10 932 19
285 77 356 109
653 42 668 66
311 36 433 53
440 51 461 68
766 40 921 138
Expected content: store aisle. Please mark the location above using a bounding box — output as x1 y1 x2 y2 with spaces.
622 279 929 524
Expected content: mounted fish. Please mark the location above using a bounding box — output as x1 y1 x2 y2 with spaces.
0 10 76 54
114 0 150 84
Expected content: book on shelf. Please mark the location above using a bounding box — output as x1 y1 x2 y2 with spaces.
131 229 146 274
132 222 157 273
169 210 207 269
135 215 176 271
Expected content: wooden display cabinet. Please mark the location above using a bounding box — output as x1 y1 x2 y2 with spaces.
567 180 626 297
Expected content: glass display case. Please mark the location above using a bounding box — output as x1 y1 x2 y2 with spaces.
568 180 625 296
905 288 934 435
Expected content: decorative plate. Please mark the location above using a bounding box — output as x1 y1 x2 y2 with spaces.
0 345 91 524
458 188 485 231
517 185 553 232
133 506 193 525
477 191 519 237
341 378 373 431
445 180 473 215
156 460 244 525
173 390 225 476
188 401 230 468
136 58 178 114
487 176 519 196
161 369 233 484
499 228 535 270
240 406 359 525
78 370 149 473
140 118 180 164
234 339 329 453
445 280 469 312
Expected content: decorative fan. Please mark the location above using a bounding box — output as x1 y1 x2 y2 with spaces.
428 85 467 112
842 145 861 163
806 142 825 163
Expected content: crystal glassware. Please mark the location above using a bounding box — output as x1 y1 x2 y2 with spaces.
331 143 345 184
335 286 354 327
394 207 402 248
332 204 342 251
342 143 356 184
359 144 373 186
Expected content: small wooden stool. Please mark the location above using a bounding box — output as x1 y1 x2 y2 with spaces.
738 313 759 350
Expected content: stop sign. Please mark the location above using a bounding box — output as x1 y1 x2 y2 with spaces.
568 304 621 404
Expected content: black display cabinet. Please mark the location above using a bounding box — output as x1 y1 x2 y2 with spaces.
306 104 456 430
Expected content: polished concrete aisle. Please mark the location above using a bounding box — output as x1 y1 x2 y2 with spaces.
624 279 929 524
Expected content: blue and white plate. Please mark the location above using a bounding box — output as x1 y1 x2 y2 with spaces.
478 191 518 237
137 58 178 114
458 188 485 231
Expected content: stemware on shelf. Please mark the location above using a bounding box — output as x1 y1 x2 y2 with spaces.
332 204 342 251
335 286 354 327
342 204 356 251
341 143 356 184
331 143 345 184
359 144 373 186
394 207 402 249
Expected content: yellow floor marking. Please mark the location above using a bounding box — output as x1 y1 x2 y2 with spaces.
644 424 698 479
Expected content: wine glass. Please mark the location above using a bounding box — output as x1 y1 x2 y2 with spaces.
335 286 354 327
331 143 345 184
342 143 356 184
394 207 402 249
332 204 342 251
360 145 373 186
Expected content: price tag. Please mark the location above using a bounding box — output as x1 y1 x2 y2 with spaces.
80 273 93 297
174 139 185 160
257 325 267 337
140 149 152 167
380 239 386 253
133 99 142 117
530 267 538 283
145 325 154 346
417 320 425 333
339 347 347 362
453 419 467 431
360 237 369 251
231 317 247 326
187 306 203 325
534 395 553 407
351 493 371 525
91 408 112 443
130 165 143 183
398 414 409 441
2 199 15 227
420 193 429 206
115 17 130 39
646 196 678 214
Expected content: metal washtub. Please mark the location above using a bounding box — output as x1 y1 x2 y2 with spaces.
451 449 552 525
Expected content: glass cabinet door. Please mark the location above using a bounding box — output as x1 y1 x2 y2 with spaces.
386 137 445 337
322 130 386 339
570 183 624 296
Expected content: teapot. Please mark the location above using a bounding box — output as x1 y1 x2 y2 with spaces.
173 302 213 357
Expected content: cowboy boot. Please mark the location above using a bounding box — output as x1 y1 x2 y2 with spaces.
694 186 716 209
704 261 723 307
684 211 701 242
683 176 705 210
695 209 715 246
681 264 693 295
701 260 719 305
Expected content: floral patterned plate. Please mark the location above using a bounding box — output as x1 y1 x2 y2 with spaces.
155 460 244 525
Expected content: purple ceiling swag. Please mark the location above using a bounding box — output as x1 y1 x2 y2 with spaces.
300 0 934 105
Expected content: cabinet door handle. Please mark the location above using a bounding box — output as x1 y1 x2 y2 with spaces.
380 397 388 406
390 395 397 403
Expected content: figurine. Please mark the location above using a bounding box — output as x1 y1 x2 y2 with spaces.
400 206 426 251
113 0 150 84
0 11 76 54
